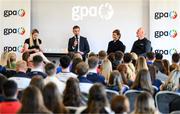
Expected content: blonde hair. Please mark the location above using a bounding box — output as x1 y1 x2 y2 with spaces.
136 56 148 73
30 29 39 47
0 52 9 66
16 60 27 71
6 52 17 69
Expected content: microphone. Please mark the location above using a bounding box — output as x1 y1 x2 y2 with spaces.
75 35 78 41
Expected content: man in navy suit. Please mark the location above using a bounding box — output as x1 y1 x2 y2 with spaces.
68 25 90 60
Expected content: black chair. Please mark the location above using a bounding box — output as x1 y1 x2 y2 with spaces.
105 89 119 102
155 91 180 114
124 90 142 112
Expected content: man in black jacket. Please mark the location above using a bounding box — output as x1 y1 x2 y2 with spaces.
131 27 152 56
68 25 90 60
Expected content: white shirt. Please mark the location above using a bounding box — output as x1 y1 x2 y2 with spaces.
44 75 65 94
56 72 77 83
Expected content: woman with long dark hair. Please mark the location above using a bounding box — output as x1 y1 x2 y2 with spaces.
18 86 51 113
63 77 84 107
81 83 110 114
131 69 153 94
43 82 68 113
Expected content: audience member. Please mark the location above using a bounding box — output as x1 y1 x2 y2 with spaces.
0 80 21 114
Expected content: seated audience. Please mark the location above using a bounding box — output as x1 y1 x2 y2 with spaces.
132 92 158 114
80 83 111 114
117 64 133 87
76 62 92 83
0 80 21 114
29 76 45 92
162 59 170 76
160 68 180 91
146 52 155 65
136 56 148 73
112 51 124 70
87 56 106 84
56 55 77 83
70 57 83 74
148 65 162 90
111 95 130 114
98 50 112 81
63 77 85 107
172 53 180 65
131 52 138 67
14 60 28 77
131 69 154 94
43 82 68 113
18 86 51 113
44 63 65 94
0 75 7 102
6 52 17 70
107 70 129 94
153 59 168 82
123 53 136 81
155 53 163 60
27 55 47 78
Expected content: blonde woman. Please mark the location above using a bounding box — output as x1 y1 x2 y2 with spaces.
22 29 42 54
136 56 148 73
160 67 180 91
6 52 17 70
0 52 8 66
133 92 158 114
98 50 112 81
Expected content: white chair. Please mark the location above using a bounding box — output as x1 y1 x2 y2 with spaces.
105 89 119 102
79 83 93 94
155 91 180 114
75 106 114 114
9 77 31 90
66 106 79 113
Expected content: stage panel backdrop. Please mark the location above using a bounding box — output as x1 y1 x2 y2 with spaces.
0 0 31 59
150 0 180 61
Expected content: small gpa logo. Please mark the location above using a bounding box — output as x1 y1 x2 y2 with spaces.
4 9 26 17
18 27 26 35
18 9 26 17
169 11 177 19
4 27 26 36
169 29 177 38
154 11 178 20
155 48 178 55
154 29 178 38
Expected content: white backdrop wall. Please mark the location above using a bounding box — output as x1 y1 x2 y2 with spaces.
31 0 149 53
150 0 180 61
0 0 31 59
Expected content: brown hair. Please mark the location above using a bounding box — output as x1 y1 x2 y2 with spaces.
63 77 82 107
19 86 51 113
75 62 89 76
131 69 153 94
111 95 129 113
87 83 109 113
113 29 121 39
43 82 68 113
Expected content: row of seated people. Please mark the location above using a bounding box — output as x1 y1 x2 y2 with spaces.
0 51 180 94
0 76 180 114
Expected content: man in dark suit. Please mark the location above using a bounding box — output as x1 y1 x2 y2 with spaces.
68 25 90 60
